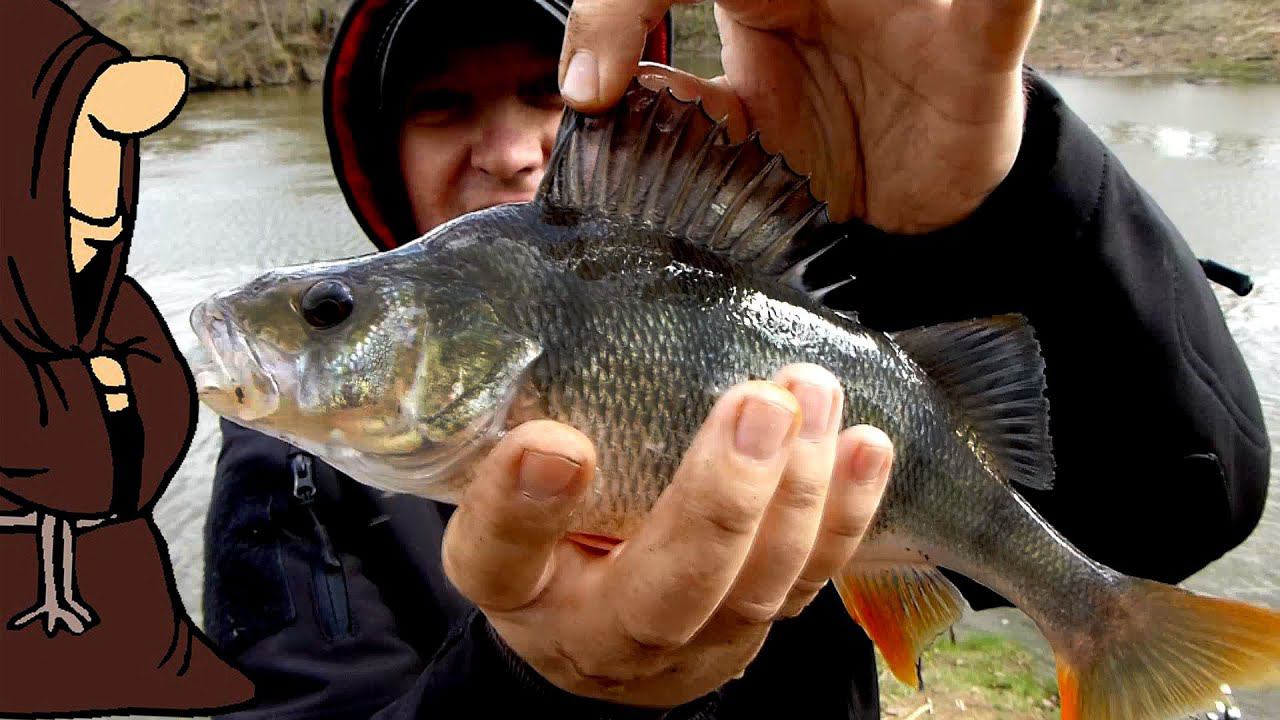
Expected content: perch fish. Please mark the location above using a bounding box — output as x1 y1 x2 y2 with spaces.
190 82 1280 720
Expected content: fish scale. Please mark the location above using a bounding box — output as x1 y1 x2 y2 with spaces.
191 82 1280 720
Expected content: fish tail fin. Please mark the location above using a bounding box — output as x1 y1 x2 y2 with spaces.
1052 577 1280 720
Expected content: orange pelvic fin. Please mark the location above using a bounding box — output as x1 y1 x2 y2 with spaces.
833 562 965 689
567 532 621 553
1053 577 1280 720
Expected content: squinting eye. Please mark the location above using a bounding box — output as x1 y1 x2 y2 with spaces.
300 280 354 330
403 89 469 124
521 76 563 109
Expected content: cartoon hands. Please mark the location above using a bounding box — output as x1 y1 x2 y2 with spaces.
69 58 187 273
90 356 129 411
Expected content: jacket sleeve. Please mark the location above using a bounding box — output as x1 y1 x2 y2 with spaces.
203 420 716 719
814 69 1270 606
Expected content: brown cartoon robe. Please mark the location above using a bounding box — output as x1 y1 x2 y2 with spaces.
0 0 254 713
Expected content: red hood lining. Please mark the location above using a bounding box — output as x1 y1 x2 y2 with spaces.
324 0 674 252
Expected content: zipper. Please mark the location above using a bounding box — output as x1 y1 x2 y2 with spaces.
290 453 352 638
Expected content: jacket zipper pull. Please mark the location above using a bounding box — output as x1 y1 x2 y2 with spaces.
290 454 341 570
290 453 317 503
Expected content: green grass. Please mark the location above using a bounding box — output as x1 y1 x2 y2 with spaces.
1188 56 1279 83
877 631 1059 719
671 4 719 57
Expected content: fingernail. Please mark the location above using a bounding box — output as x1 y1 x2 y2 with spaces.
519 450 582 501
636 72 665 92
735 397 795 460
792 382 835 441
851 442 892 483
561 51 598 105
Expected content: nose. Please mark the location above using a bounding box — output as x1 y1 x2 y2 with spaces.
470 101 548 182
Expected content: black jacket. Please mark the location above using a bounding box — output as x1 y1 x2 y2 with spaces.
202 72 1270 719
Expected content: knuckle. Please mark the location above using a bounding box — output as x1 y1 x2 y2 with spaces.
616 614 688 652
441 519 535 611
790 574 830 600
824 508 877 543
444 553 543 612
693 490 763 539
464 501 526 548
440 535 476 593
636 7 664 30
754 534 814 572
721 595 784 626
775 591 819 620
773 472 829 514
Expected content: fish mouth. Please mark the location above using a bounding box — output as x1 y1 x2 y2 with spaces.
189 299 280 421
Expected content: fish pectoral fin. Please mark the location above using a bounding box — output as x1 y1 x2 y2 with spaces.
1053 577 1280 720
417 309 543 441
832 561 966 690
890 315 1054 491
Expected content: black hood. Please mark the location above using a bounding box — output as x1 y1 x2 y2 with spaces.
323 0 673 251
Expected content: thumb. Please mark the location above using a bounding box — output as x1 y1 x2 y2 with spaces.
442 420 596 613
559 0 674 112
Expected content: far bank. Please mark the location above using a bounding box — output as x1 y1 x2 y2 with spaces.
69 0 1280 89
672 1 1278 84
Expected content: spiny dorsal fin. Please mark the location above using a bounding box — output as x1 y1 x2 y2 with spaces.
536 80 839 288
891 315 1055 490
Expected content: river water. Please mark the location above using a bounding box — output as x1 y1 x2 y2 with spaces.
123 75 1279 718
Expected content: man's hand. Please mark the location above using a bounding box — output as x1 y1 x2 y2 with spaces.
442 365 893 708
558 0 1038 233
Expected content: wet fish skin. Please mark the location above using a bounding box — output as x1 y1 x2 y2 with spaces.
191 82 1280 720
432 212 1123 657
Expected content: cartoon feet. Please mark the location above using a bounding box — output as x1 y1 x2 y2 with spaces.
7 513 98 636
10 597 96 635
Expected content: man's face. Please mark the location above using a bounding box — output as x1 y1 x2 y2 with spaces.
397 42 563 234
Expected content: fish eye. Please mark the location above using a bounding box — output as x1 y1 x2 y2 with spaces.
300 280 354 329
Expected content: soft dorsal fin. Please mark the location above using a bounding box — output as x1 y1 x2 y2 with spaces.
536 80 839 290
891 315 1055 490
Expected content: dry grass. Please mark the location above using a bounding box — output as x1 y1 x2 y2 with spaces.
673 0 1280 82
69 0 349 89
1031 0 1279 81
69 0 1279 88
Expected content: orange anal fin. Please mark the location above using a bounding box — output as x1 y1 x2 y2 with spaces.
1054 659 1082 720
567 532 622 554
832 562 966 689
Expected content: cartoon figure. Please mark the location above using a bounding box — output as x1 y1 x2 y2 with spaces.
0 0 254 714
